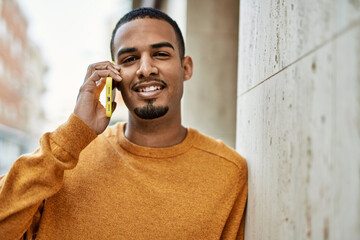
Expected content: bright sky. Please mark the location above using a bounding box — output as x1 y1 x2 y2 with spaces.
17 0 132 132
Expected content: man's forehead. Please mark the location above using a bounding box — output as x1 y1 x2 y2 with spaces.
114 18 177 46
116 18 175 38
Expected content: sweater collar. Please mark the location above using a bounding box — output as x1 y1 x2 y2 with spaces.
114 123 197 158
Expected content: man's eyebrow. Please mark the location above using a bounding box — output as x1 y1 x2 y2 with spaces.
117 47 137 59
151 42 174 50
116 42 174 59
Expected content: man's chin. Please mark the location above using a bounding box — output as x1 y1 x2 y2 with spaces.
133 103 169 120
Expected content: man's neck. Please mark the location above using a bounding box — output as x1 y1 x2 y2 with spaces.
124 114 187 148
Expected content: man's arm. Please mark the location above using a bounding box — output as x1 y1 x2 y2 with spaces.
0 114 97 239
0 61 122 239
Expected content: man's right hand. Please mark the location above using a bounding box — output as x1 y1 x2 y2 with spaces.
73 61 122 135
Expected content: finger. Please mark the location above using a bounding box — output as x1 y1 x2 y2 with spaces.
84 61 120 83
94 69 120 86
87 70 122 85
94 61 121 75
94 63 120 75
112 63 121 71
79 70 121 99
84 63 99 81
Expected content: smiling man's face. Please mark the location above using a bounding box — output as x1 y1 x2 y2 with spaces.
112 18 192 121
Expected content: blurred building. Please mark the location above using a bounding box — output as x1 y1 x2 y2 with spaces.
0 0 46 175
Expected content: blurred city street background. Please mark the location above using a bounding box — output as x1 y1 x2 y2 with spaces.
0 0 133 174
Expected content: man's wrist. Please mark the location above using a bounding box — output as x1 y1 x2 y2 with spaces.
50 114 98 158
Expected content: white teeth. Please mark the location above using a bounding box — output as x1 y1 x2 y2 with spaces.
139 86 161 92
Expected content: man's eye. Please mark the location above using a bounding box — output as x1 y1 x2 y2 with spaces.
154 52 169 57
123 57 137 64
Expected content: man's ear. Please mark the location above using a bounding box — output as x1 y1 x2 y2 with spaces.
182 56 193 82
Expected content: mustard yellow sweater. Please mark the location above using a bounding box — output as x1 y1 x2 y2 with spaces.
0 114 247 240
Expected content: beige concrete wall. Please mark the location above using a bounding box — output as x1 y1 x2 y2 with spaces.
183 0 239 148
236 1 360 239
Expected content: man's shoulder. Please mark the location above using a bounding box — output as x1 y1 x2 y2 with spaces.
102 122 124 138
189 128 247 172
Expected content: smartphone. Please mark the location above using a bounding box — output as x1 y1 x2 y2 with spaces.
105 77 116 117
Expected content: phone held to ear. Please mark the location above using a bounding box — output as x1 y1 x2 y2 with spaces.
105 77 116 117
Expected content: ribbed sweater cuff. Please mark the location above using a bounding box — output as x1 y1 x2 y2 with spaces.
49 114 98 158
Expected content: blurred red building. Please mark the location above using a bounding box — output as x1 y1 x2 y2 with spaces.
0 0 47 174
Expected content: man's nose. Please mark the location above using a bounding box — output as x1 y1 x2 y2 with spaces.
136 56 158 78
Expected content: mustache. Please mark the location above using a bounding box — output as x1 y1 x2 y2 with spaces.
131 78 167 89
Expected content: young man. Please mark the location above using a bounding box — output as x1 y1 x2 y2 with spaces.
0 8 247 239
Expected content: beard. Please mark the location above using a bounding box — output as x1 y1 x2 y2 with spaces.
134 101 169 120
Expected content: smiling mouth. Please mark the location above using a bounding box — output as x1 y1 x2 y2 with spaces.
137 85 164 92
132 79 167 92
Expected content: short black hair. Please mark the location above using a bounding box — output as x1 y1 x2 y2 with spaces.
110 7 185 61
